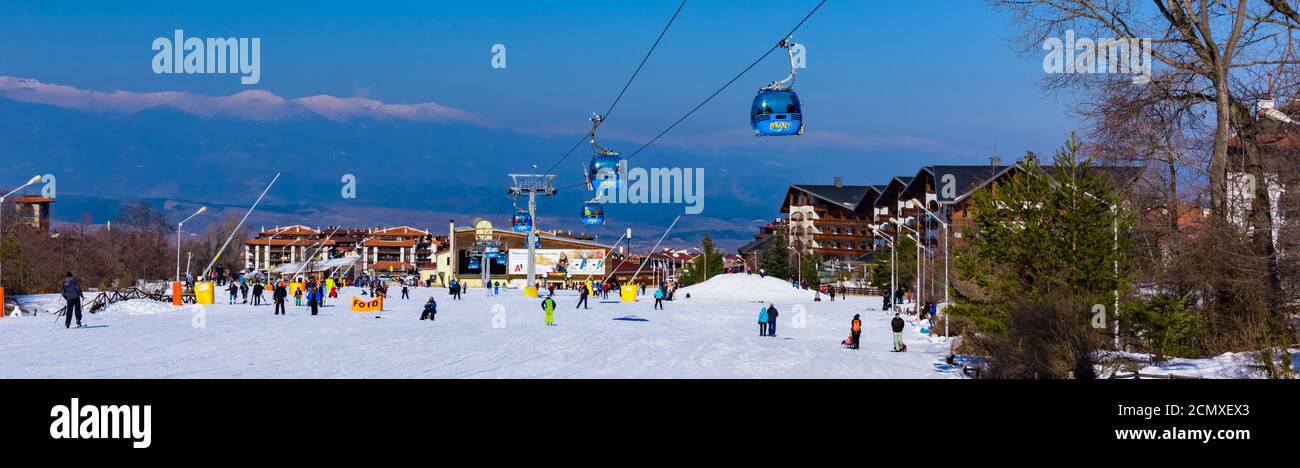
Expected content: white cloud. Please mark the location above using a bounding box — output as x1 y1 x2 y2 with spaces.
0 76 493 127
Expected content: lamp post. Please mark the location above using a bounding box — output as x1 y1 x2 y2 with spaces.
0 175 43 288
785 245 803 287
176 207 207 282
891 218 923 309
909 198 951 337
870 225 895 311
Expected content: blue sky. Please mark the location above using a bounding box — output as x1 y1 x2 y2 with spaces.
0 1 1084 245
0 0 1076 158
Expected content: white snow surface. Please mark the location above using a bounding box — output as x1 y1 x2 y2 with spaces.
0 274 959 378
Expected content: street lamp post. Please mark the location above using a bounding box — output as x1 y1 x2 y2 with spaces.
909 199 951 337
0 175 43 289
786 245 803 287
870 226 895 311
176 207 207 282
891 218 923 309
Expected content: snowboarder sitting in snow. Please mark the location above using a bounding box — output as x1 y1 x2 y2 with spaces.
891 313 906 352
421 297 437 321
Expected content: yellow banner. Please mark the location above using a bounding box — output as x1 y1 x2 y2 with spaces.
350 296 383 312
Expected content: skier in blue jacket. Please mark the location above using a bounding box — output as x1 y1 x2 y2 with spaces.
758 306 769 336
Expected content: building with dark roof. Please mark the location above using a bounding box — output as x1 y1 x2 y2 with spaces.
780 177 878 262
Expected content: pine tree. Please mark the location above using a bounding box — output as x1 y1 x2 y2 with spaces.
868 234 916 293
759 234 790 279
953 134 1132 333
800 255 820 286
952 134 1133 378
681 235 725 285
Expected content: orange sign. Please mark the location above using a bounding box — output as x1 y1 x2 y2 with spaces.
350 296 383 312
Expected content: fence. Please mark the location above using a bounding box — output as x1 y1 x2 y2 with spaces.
52 286 190 316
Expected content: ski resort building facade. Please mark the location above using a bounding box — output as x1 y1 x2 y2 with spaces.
244 225 442 278
755 159 1142 291
442 219 614 288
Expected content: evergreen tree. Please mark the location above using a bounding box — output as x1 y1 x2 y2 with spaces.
951 134 1133 378
681 235 725 285
868 234 916 293
953 135 1132 333
759 234 790 279
800 255 820 286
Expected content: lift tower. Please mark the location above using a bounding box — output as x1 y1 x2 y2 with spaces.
508 174 557 291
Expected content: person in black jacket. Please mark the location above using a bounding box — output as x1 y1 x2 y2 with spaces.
273 282 288 315
891 313 906 351
421 297 437 321
766 303 778 337
61 272 84 328
252 282 264 306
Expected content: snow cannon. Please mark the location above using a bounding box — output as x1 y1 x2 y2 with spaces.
194 281 215 305
620 284 636 303
524 286 539 298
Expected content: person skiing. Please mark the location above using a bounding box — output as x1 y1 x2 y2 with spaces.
766 303 779 336
294 285 303 306
891 313 906 352
576 284 589 309
61 272 84 328
541 295 556 326
421 296 437 321
759 268 766 278
227 282 239 305
828 287 836 302
653 287 665 310
401 284 410 300
757 305 769 336
240 281 249 304
849 314 862 350
252 282 264 306
492 281 500 296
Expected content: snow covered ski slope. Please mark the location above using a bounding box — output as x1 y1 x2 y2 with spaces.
0 275 958 378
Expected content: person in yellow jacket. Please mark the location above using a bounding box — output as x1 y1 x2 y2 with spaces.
541 296 557 326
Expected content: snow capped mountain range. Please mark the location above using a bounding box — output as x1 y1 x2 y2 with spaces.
0 76 493 126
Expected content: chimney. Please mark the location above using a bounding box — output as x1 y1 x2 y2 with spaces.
990 156 1002 167
833 177 844 188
